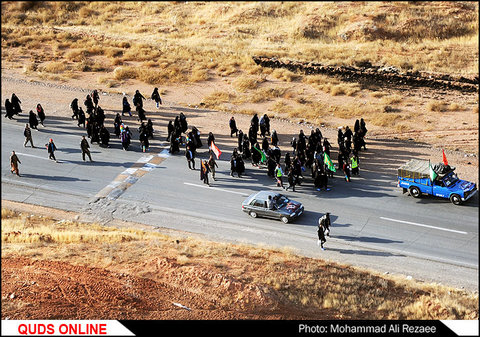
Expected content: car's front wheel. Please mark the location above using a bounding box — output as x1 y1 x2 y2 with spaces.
281 216 289 224
450 194 462 205
249 211 258 218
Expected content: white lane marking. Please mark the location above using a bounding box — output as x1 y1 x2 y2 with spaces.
14 152 74 164
380 217 468 235
183 182 250 196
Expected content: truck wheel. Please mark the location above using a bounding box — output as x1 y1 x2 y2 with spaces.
249 211 258 218
409 186 421 198
281 216 289 224
450 194 462 205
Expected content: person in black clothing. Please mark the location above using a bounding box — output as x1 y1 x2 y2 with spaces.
179 112 188 133
229 116 238 137
237 129 243 152
114 113 122 138
191 126 202 148
122 95 132 116
77 107 86 128
337 127 344 148
166 121 174 141
250 113 259 136
285 168 296 192
317 219 327 250
11 93 22 115
242 134 251 159
151 87 162 108
271 129 279 147
248 123 257 146
90 122 100 144
71 98 80 120
207 132 215 149
28 110 39 129
259 114 267 138
284 152 291 173
354 119 360 134
100 125 110 147
136 105 147 122
251 142 261 167
5 99 14 119
169 132 180 154
139 126 149 152
261 137 269 153
133 90 145 109
122 126 132 151
84 94 94 115
92 89 100 107
264 114 270 136
146 119 154 139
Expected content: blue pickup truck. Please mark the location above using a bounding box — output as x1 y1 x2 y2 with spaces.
398 159 477 205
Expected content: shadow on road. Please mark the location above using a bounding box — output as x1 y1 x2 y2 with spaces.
20 173 90 182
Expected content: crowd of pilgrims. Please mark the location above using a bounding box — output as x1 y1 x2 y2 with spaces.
69 89 158 152
6 88 367 191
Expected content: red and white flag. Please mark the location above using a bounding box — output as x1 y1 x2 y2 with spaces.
442 149 448 166
211 142 222 159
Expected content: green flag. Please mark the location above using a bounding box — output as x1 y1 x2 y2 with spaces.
324 153 336 172
253 145 267 163
429 161 437 181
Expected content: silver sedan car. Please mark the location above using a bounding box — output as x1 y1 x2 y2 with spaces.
242 190 304 223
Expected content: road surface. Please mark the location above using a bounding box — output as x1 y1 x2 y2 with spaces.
2 111 478 291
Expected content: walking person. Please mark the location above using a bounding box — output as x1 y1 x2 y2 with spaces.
317 219 327 250
122 94 132 116
80 135 93 162
11 93 22 115
186 145 195 170
71 98 79 119
36 103 46 126
23 124 34 148
10 151 21 176
28 110 39 130
275 162 285 189
229 116 238 137
207 152 218 181
133 90 146 109
151 87 162 108
46 138 57 162
285 168 296 192
200 159 210 186
5 99 15 119
343 161 351 182
319 212 331 237
350 152 359 176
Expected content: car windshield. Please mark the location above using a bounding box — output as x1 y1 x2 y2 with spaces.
443 173 458 187
275 195 290 208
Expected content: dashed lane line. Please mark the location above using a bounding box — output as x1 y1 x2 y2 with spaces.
380 216 468 235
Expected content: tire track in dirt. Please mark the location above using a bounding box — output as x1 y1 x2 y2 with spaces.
2 256 322 320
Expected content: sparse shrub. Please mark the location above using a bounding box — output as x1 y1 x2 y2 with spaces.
427 100 448 112
233 76 260 92
40 61 66 74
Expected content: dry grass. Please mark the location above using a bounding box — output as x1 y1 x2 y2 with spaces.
1 208 478 319
0 2 478 149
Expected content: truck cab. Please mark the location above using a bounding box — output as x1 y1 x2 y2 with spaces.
398 160 477 205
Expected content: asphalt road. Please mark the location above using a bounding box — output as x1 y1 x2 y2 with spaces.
2 112 478 291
